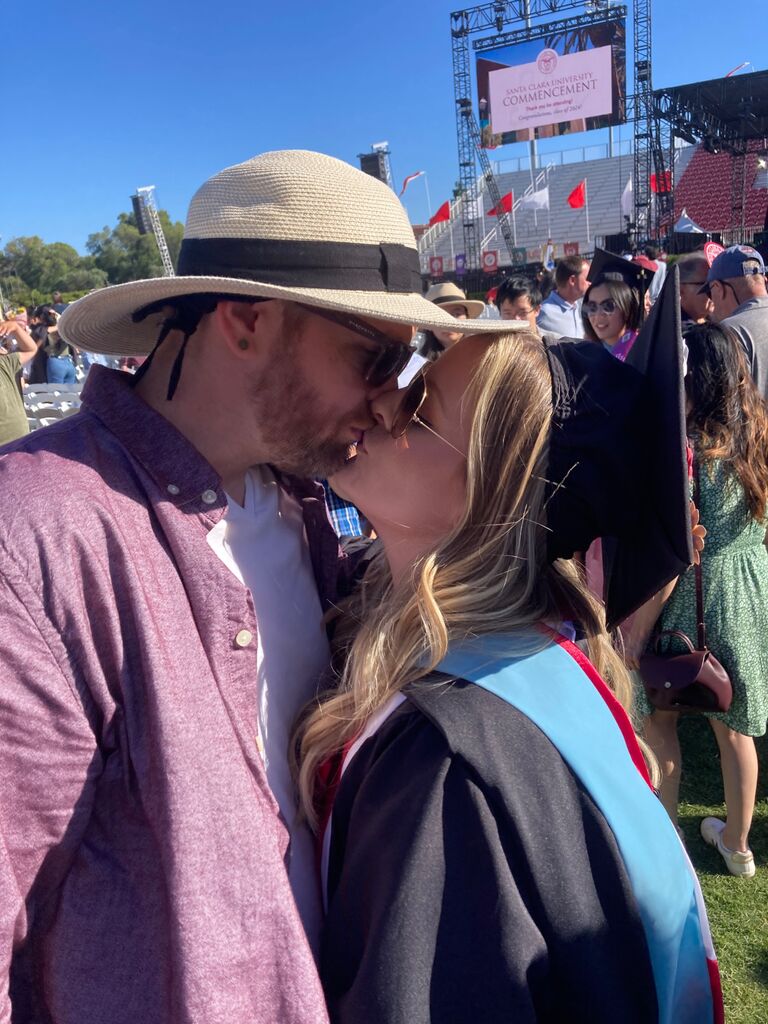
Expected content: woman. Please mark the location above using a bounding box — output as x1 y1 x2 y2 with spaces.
495 276 542 331
27 306 51 385
632 322 768 878
293 332 721 1023
42 310 79 384
415 282 485 361
581 275 643 362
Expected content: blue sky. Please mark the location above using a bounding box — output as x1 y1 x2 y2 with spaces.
3 1 766 252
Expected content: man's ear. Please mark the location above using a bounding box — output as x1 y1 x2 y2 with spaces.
212 299 277 357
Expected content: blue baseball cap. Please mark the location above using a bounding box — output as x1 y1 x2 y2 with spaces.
698 245 766 293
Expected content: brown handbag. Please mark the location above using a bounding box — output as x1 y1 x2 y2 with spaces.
639 459 733 714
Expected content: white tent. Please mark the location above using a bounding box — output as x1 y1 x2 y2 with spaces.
674 208 705 233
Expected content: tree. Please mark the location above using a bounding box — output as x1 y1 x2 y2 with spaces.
87 208 184 284
59 262 109 292
0 206 184 310
1 237 107 307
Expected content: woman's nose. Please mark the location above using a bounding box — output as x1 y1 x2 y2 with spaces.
369 386 402 433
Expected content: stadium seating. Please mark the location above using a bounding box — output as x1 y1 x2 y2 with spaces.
421 145 697 270
673 144 768 239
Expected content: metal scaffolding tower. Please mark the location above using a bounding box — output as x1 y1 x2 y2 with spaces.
136 186 175 277
371 142 395 190
451 1 636 269
451 7 482 272
632 0 653 236
457 99 517 263
632 0 670 238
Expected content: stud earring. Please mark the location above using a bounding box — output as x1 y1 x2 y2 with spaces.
237 338 249 350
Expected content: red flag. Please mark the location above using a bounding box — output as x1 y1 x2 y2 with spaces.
399 170 424 197
650 171 672 194
487 191 514 216
428 200 450 227
567 180 586 209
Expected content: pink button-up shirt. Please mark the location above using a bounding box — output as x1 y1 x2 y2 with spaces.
0 367 339 1023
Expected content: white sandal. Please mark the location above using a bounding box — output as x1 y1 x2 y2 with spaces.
700 817 755 878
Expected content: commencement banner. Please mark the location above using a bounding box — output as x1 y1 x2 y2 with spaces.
476 17 626 148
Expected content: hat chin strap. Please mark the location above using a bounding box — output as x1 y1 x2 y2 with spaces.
133 302 215 400
177 237 422 293
131 316 192 401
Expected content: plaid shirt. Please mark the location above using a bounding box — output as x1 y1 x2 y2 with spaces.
322 480 363 537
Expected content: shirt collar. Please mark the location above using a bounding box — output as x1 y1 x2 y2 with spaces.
81 366 224 512
552 291 578 311
730 296 768 317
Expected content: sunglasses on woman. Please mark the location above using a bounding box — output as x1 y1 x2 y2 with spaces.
390 371 466 457
584 299 618 316
298 304 412 387
391 369 428 438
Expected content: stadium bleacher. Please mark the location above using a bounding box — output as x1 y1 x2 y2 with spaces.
420 144 698 270
673 144 768 242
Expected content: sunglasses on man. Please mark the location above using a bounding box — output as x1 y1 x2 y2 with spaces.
697 280 737 301
298 304 412 388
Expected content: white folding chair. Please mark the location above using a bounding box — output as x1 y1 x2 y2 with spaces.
30 406 67 420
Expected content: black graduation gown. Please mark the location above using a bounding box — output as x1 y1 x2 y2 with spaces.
321 679 659 1024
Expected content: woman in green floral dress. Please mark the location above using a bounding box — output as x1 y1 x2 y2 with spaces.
633 322 768 877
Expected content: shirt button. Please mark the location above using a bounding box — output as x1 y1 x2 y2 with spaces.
235 629 253 648
201 489 218 505
166 483 180 495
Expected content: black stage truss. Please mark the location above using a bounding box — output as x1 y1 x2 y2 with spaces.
654 71 768 238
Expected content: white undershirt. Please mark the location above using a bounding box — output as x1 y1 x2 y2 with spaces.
207 466 330 951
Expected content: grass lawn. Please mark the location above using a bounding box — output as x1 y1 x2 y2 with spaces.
676 716 768 1022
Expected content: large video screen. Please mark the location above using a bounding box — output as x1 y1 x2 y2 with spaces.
476 18 627 147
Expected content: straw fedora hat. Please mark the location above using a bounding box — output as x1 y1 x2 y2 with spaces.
59 150 511 356
424 282 485 319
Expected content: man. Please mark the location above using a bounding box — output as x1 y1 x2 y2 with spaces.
0 150 501 1023
700 244 768 397
535 253 590 338
51 290 68 314
644 243 667 303
676 252 712 325
0 317 36 444
495 277 542 332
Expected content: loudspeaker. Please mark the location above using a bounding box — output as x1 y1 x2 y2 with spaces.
131 194 152 235
359 152 387 183
670 232 707 255
604 232 629 254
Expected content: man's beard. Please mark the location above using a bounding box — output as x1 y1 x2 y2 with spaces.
247 344 356 478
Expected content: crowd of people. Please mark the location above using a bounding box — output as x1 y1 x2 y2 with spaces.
1 148 766 1022
0 296 79 384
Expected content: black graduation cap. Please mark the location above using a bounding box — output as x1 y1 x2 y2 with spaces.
588 247 654 300
545 265 692 627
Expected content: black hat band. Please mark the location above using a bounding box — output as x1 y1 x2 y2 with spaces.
177 237 421 293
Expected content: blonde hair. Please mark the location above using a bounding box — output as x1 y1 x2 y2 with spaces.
293 331 651 827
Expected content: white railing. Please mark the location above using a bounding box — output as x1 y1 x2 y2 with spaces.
417 193 464 255
418 159 555 265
